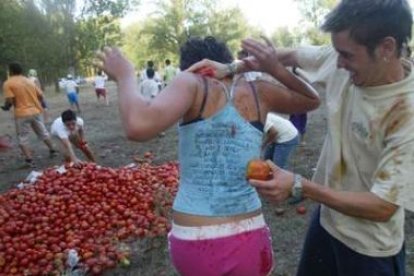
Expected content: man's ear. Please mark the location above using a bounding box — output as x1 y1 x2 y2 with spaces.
378 36 398 59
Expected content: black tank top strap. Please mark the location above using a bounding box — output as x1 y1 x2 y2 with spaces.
247 81 261 121
197 76 209 118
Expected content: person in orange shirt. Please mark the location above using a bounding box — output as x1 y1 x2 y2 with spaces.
2 62 56 167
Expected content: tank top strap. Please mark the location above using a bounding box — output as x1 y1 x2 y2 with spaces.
247 81 261 121
197 77 209 118
229 75 244 99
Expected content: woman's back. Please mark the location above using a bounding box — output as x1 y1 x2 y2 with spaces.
182 76 265 126
174 76 265 217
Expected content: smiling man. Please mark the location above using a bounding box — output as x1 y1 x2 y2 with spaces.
242 0 414 275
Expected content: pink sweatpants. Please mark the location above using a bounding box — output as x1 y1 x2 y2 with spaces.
168 217 274 276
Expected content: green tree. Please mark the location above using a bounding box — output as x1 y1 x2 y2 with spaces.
123 21 164 70
295 0 338 45
0 0 137 90
204 6 249 53
296 0 337 28
76 0 139 75
271 27 298 48
125 0 251 67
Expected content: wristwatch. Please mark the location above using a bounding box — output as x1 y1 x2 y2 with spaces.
226 62 238 76
289 174 303 204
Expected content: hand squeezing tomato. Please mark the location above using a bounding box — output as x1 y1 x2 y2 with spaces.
246 159 272 180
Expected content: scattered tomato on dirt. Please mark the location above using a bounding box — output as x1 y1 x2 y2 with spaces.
296 206 307 215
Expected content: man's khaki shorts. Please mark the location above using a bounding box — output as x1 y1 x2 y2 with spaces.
15 114 50 145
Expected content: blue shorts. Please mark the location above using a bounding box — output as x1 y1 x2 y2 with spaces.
297 207 406 276
67 92 78 105
264 135 299 169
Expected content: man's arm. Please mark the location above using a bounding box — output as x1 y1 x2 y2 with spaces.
76 127 95 162
59 137 80 163
249 163 398 222
236 48 299 73
302 178 397 222
2 82 15 110
276 48 300 68
1 98 13 111
78 127 85 142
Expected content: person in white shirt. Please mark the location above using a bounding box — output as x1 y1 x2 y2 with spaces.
94 70 108 105
140 60 162 83
263 113 299 169
28 69 49 123
140 68 160 99
243 1 413 275
51 109 95 165
63 74 81 113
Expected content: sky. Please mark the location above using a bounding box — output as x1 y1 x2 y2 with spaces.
120 0 302 35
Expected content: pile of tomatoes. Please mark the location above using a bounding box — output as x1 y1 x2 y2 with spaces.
0 161 179 275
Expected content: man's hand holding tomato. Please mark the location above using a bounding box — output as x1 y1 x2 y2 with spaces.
249 161 294 203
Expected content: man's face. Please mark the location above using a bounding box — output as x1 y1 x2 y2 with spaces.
64 120 77 131
332 30 388 87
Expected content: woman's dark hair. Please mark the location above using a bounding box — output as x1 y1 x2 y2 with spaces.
61 109 77 122
179 36 234 71
321 0 412 57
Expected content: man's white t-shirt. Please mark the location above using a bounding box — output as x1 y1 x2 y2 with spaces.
140 70 161 83
265 113 298 143
297 45 414 257
244 72 262 82
51 117 84 139
94 75 106 89
140 79 159 99
64 80 78 94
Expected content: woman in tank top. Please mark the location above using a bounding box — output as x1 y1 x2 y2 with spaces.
97 36 320 276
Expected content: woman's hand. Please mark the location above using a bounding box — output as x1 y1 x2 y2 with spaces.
95 47 135 82
185 59 230 79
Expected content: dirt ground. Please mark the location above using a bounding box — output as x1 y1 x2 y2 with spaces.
0 83 413 275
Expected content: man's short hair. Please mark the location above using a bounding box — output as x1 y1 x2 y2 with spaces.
321 0 412 57
146 68 155 79
147 60 154 68
61 109 77 122
165 59 171 65
9 62 23 76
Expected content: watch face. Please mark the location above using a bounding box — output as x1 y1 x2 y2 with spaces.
293 174 303 198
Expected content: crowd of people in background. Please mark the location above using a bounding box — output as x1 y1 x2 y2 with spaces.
0 53 324 181
138 59 179 99
0 57 183 167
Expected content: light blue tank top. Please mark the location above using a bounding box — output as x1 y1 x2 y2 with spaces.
173 78 263 216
